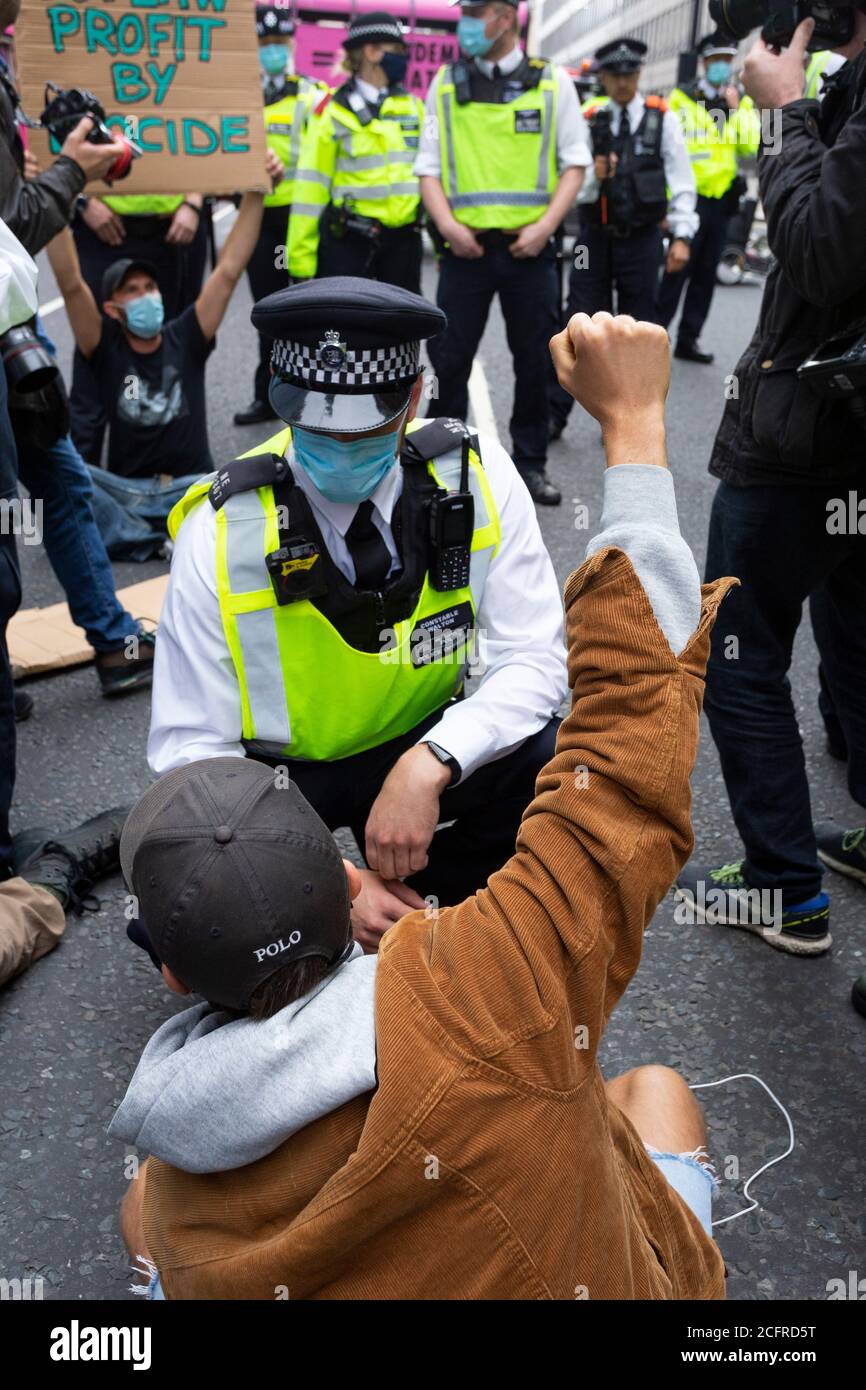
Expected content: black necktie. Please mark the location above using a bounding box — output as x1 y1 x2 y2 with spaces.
346 500 391 591
616 107 631 151
492 64 502 80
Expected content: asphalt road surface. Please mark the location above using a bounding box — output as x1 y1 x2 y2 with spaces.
1 225 863 1302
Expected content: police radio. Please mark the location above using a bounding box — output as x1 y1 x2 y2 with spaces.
429 434 474 592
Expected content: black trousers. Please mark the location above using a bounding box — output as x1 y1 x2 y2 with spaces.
656 194 729 347
550 221 664 429
69 210 210 463
0 371 21 880
704 479 866 905
259 707 560 907
316 220 422 293
428 239 559 472
246 203 292 404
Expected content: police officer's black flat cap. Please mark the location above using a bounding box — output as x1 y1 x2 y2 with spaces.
698 31 739 57
256 4 295 37
596 37 648 73
344 11 406 49
252 277 447 434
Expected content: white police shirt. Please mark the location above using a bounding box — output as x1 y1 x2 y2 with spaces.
148 434 569 781
578 93 699 242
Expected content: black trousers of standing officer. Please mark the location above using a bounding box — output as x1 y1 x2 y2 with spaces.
316 219 422 294
549 221 663 431
429 236 560 473
656 194 729 349
0 369 21 880
259 706 560 907
247 203 292 405
69 210 210 463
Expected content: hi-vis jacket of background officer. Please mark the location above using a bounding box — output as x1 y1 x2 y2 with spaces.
666 82 760 201
263 73 327 210
148 421 567 778
287 79 424 279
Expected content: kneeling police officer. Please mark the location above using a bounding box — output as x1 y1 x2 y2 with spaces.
149 278 567 951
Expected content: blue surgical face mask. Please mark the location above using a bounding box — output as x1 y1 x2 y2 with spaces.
706 60 733 88
260 43 288 77
292 421 403 504
123 291 164 340
380 50 409 87
457 15 495 59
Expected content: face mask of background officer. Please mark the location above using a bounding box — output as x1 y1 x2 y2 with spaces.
349 37 410 89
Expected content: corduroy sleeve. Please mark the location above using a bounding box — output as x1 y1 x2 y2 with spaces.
381 548 736 1083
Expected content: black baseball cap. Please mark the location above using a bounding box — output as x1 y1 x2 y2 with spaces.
252 276 446 434
101 258 160 304
120 758 353 1012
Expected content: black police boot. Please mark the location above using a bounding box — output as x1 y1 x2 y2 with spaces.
14 689 33 722
95 629 156 699
521 469 562 507
675 341 715 365
13 804 131 883
233 399 277 427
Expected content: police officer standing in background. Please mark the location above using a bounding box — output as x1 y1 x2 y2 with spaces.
656 32 760 365
149 277 567 953
234 4 325 427
417 0 591 507
548 37 697 442
288 13 424 289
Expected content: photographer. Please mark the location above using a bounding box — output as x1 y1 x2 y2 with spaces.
0 1 126 257
676 11 866 991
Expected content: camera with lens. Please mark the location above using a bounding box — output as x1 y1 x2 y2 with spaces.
710 0 864 49
40 82 142 183
0 324 59 396
798 322 866 429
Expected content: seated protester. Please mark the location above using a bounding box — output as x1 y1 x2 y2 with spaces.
45 167 279 531
113 314 736 1301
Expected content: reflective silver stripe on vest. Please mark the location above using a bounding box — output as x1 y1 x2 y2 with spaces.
333 182 417 200
449 191 550 208
294 168 331 186
441 88 459 197
335 151 416 172
290 98 307 166
235 609 291 748
291 202 326 217
536 86 554 193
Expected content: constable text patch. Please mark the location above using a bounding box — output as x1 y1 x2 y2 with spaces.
410 603 474 668
514 110 542 134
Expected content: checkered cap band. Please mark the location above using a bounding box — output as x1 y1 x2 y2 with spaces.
347 20 406 43
272 337 420 391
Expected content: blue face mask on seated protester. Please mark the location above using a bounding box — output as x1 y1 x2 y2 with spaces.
457 15 495 58
123 292 164 340
260 43 288 76
380 50 409 86
292 422 404 504
706 60 733 88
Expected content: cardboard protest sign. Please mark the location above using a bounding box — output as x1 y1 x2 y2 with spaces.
17 0 268 195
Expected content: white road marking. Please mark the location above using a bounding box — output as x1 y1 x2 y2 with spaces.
468 357 499 442
37 295 64 318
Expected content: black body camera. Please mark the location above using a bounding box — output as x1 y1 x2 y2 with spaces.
266 538 329 605
710 0 862 49
40 83 142 183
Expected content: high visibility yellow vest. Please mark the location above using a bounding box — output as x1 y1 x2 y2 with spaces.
805 50 835 99
437 61 558 230
287 85 423 280
168 420 501 762
667 86 760 200
263 77 326 210
103 194 184 217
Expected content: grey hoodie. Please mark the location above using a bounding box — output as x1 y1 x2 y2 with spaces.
110 464 701 1174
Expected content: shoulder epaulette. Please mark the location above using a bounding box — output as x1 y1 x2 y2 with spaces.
528 57 547 70
402 417 480 467
646 94 668 112
209 454 291 512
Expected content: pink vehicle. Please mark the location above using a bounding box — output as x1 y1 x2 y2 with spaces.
287 0 529 97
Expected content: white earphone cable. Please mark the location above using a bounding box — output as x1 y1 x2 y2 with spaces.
688 1072 795 1229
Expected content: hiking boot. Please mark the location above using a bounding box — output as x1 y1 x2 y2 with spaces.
674 858 831 956
520 469 562 506
95 629 156 698
815 823 866 885
13 805 130 884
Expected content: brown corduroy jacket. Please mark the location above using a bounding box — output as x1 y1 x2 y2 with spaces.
143 546 735 1300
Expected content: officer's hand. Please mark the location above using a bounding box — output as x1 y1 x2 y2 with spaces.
61 118 129 185
509 221 551 259
265 149 285 187
549 312 670 468
365 744 451 880
166 202 201 246
445 222 484 259
593 152 618 181
742 16 814 109
665 237 690 274
350 869 427 954
82 197 126 246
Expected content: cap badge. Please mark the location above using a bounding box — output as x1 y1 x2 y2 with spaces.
318 330 348 369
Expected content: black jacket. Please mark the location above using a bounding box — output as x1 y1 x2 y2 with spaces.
709 47 866 487
0 55 84 257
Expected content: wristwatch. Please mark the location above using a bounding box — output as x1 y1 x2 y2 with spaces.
423 740 461 787
75 194 90 213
